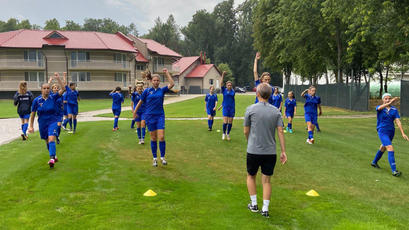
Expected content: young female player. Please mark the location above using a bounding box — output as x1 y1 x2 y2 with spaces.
65 80 80 134
284 91 297 133
204 85 218 131
272 87 283 110
253 52 274 104
220 71 235 141
371 94 409 176
131 82 147 144
133 68 174 167
301 86 322 144
13 81 34 140
28 73 65 168
49 74 66 144
110 87 124 131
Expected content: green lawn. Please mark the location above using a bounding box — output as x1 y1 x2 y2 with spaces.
98 95 373 119
0 99 129 119
0 118 408 229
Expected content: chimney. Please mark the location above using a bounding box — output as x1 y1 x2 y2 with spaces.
204 52 206 64
200 51 203 64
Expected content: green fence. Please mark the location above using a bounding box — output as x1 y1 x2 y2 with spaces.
284 83 370 111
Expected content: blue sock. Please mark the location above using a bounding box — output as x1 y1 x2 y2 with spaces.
372 150 384 164
46 143 49 150
227 123 232 134
48 141 56 157
208 120 211 129
151 141 157 158
63 119 68 128
308 131 313 139
289 123 292 129
73 119 77 131
223 123 227 134
316 123 320 131
137 128 141 139
159 141 166 158
68 118 72 129
131 119 136 128
210 120 214 129
142 128 146 139
22 123 28 135
114 117 119 128
57 126 61 137
388 151 397 172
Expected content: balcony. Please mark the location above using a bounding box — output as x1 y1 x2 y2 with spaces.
69 60 129 71
0 59 45 70
152 64 179 74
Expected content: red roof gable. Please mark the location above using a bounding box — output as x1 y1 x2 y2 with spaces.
135 52 149 63
138 38 182 57
0 29 136 53
172 56 200 75
186 64 216 78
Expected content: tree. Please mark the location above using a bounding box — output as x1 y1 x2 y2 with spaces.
218 63 234 83
144 15 181 53
63 20 82 31
44 18 60 30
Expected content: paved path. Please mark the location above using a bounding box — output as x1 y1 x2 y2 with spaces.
0 93 375 146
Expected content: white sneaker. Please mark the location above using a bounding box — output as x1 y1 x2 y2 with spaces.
306 139 313 145
222 134 226 140
152 159 158 167
226 134 231 141
161 158 167 165
138 140 142 144
141 139 145 144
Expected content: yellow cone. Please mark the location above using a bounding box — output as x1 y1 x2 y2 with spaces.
143 189 157 197
306 189 320 197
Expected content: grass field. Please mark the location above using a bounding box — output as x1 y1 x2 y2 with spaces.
0 99 129 119
98 95 373 119
1 118 408 229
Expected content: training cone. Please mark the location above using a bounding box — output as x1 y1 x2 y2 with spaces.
306 189 320 197
143 189 157 197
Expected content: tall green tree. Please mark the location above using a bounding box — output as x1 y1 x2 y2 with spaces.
44 18 60 30
63 20 82 31
144 15 181 53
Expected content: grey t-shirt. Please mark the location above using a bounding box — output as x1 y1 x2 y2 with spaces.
244 102 283 155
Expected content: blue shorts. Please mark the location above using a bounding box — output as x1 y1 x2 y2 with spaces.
19 113 30 119
304 113 317 124
67 104 78 115
112 108 121 117
207 108 216 117
222 107 235 117
145 114 165 132
135 112 144 122
63 104 68 116
285 111 294 118
39 121 59 140
378 129 395 147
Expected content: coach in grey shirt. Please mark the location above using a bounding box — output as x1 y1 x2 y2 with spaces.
243 83 287 218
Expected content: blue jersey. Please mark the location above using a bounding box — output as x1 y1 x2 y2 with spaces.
205 93 218 110
376 106 400 132
285 98 297 113
254 80 274 104
221 86 235 109
141 86 169 115
131 92 145 113
110 92 124 110
62 92 67 102
55 96 64 117
65 86 79 105
272 94 282 109
32 93 61 124
304 94 321 114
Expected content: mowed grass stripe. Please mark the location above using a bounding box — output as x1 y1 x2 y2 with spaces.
0 119 408 229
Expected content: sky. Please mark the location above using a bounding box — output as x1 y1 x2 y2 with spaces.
0 0 245 35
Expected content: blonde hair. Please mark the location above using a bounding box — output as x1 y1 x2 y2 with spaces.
209 85 215 90
151 74 160 80
260 72 271 81
18 81 27 94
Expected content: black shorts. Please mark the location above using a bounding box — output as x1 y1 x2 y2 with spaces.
247 153 277 176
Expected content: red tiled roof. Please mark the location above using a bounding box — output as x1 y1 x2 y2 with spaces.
135 52 148 62
138 38 182 57
0 29 136 52
172 56 200 75
186 64 216 78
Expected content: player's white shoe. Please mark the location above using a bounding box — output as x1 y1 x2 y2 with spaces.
222 134 226 140
226 134 231 141
306 139 313 145
138 140 142 144
141 139 145 144
161 158 167 165
152 158 158 167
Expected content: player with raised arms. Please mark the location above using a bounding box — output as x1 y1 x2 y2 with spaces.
28 73 65 168
13 81 34 140
204 85 218 131
301 86 322 144
48 72 66 144
130 82 147 144
371 94 409 176
133 68 174 167
65 79 80 134
253 52 274 105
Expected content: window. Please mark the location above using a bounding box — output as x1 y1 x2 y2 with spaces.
24 50 43 66
136 65 145 70
154 57 164 66
115 72 127 87
209 79 214 85
114 53 128 68
24 72 45 82
71 72 91 82
71 51 90 67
